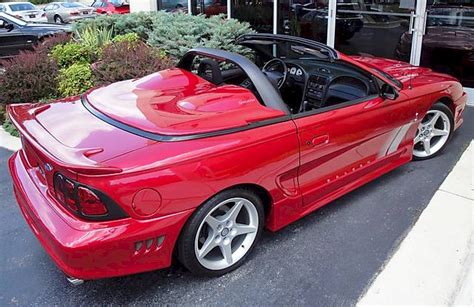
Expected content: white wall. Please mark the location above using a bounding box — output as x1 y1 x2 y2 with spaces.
130 0 157 13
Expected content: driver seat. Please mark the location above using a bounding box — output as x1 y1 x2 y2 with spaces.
197 59 223 85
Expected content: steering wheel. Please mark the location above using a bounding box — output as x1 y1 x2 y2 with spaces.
262 58 288 89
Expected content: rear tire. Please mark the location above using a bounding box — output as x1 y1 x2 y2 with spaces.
177 188 264 277
413 102 454 160
54 15 63 24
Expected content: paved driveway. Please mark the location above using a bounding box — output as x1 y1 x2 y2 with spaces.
0 108 472 306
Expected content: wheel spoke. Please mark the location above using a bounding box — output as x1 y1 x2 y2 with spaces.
427 112 441 127
220 243 233 264
432 128 448 137
234 224 257 236
423 139 431 155
205 215 220 231
198 236 217 259
414 132 423 144
223 200 244 222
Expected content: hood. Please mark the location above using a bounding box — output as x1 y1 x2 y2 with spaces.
84 68 286 136
24 22 71 32
349 55 434 87
349 55 459 88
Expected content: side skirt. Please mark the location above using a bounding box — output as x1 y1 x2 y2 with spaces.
267 145 412 232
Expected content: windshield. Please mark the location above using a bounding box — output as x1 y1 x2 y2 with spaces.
8 3 36 11
0 12 27 25
109 0 126 7
239 39 332 61
62 2 86 8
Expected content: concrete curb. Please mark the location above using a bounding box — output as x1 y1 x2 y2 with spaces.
0 126 21 152
358 142 473 306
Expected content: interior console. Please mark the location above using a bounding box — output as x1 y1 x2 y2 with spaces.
303 74 329 109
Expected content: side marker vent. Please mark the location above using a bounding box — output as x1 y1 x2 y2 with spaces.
134 236 165 255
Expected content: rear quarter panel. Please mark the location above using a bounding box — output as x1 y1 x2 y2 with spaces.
77 120 301 231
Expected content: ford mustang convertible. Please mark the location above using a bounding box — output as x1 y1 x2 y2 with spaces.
7 34 467 282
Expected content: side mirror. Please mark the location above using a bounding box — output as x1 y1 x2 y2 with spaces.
380 83 399 100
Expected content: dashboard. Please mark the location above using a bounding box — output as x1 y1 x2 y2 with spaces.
284 60 376 113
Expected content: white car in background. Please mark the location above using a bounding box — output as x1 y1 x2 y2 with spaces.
0 2 47 23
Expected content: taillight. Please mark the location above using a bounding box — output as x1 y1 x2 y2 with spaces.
64 179 78 212
69 11 79 16
41 13 46 17
15 15 23 19
78 186 108 216
53 173 127 221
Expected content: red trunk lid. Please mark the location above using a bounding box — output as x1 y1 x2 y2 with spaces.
7 101 154 178
84 68 286 136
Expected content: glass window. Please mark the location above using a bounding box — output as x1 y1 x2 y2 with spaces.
189 0 227 16
278 0 330 44
0 5 6 12
160 0 189 12
335 1 415 62
421 3 474 87
92 1 105 8
62 2 87 8
8 3 37 12
231 0 273 33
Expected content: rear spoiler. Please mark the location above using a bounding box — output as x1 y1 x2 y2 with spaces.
7 103 122 175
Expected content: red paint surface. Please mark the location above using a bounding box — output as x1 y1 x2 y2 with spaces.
7 52 467 280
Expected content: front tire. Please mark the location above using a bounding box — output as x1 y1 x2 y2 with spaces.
177 188 264 277
413 102 454 160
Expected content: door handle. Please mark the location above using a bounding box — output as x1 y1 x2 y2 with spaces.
307 135 329 147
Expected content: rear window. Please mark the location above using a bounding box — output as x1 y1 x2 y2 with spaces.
8 3 36 11
62 2 85 8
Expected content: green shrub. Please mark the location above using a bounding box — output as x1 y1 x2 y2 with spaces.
148 13 255 59
0 51 59 104
112 32 141 44
74 12 155 40
74 26 114 51
58 63 95 97
50 42 93 68
74 11 255 60
93 41 173 85
2 116 19 137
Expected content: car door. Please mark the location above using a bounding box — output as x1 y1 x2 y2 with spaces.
0 18 26 58
293 88 416 209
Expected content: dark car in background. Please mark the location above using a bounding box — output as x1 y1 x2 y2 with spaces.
396 5 474 87
0 12 70 58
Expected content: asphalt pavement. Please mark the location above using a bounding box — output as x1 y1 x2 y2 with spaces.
0 108 472 306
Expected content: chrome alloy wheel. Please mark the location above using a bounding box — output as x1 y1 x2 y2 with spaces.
194 197 259 271
413 109 451 158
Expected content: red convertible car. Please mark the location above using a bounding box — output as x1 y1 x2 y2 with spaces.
7 34 467 283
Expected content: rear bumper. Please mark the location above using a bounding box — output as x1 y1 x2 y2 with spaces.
8 151 192 280
64 15 96 22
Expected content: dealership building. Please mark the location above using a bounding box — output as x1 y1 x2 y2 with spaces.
129 0 473 90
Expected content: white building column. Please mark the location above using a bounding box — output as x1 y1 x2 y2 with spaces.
130 0 157 13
